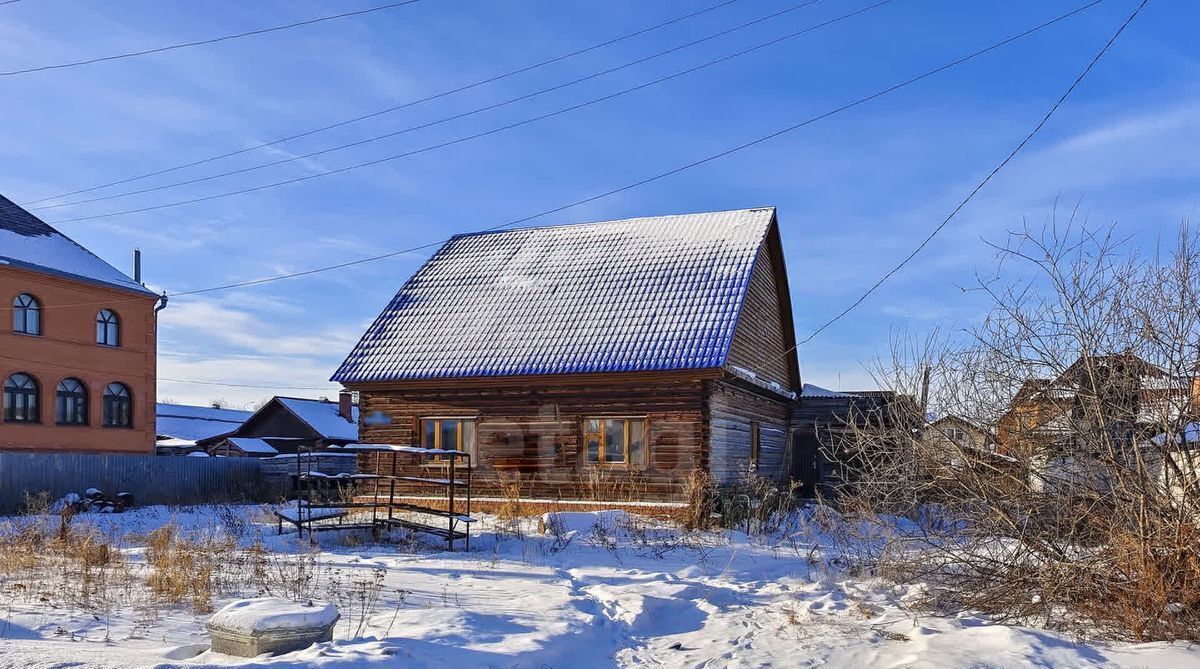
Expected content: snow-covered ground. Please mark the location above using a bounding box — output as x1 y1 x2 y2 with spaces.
0 505 1195 668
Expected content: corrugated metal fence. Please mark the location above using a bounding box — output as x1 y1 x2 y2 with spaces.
0 452 265 512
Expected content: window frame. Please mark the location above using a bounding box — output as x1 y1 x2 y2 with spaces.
12 293 41 336
750 421 761 470
55 378 88 426
102 382 133 428
582 416 647 468
96 309 120 347
3 372 41 423
418 416 477 463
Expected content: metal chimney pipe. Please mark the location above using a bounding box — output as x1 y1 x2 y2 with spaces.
134 248 142 284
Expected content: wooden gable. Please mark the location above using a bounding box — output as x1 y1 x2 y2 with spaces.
724 220 800 393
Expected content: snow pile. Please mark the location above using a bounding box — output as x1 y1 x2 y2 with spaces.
209 598 338 635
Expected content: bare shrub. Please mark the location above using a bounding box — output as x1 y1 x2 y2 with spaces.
144 523 235 613
832 213 1200 641
681 469 717 530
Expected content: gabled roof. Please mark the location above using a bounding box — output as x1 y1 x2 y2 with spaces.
0 194 155 295
156 403 253 442
332 208 778 382
274 397 359 441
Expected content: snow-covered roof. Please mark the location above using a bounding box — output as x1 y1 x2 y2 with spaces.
332 208 776 382
1149 423 1200 447
801 384 852 398
155 403 252 442
0 193 155 295
224 437 278 455
276 397 359 441
155 437 197 447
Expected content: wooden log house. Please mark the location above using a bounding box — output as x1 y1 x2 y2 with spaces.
331 208 803 503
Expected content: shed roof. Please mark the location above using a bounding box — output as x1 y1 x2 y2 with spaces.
332 208 777 382
156 403 253 442
224 438 278 455
0 194 155 295
275 397 359 441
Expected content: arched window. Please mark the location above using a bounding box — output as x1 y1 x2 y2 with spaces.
102 382 132 428
3 373 40 423
55 378 88 426
12 294 41 335
96 309 120 347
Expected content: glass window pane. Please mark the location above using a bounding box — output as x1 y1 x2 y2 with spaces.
604 419 626 463
629 419 645 467
441 420 459 451
585 419 600 432
422 420 436 449
586 435 600 462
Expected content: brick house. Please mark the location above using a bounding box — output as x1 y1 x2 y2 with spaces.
1 194 161 453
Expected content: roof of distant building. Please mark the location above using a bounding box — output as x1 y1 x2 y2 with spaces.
224 437 278 455
156 403 253 442
275 396 359 441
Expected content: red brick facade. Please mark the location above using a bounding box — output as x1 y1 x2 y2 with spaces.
1 264 158 453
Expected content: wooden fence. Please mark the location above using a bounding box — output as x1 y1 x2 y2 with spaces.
0 452 265 512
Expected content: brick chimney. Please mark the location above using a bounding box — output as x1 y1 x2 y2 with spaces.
338 390 354 422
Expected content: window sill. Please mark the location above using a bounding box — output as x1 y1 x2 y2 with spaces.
2 420 41 425
11 331 42 338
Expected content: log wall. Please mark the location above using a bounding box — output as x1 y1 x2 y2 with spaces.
350 372 714 501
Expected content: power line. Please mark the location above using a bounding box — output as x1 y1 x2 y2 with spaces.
35 0 829 212
792 0 1147 350
0 0 424 77
0 352 331 389
159 377 333 391
171 0 1103 298
20 0 748 207
50 0 892 224
5 0 1107 313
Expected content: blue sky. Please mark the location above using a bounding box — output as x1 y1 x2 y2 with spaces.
1 0 1195 408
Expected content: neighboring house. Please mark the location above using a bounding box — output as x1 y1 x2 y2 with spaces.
196 394 359 454
331 208 801 502
1 194 161 453
997 354 1196 494
922 415 993 466
1146 423 1200 509
154 402 254 454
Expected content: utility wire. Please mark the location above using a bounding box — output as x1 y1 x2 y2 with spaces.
159 377 334 391
35 0 829 212
4 0 1107 313
0 0 424 77
50 0 890 224
171 0 1104 298
792 0 1147 350
0 352 331 390
20 0 748 207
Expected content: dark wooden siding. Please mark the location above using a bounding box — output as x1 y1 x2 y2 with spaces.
725 224 797 390
708 380 790 485
349 372 714 501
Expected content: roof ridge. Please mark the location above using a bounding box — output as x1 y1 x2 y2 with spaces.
446 206 777 242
